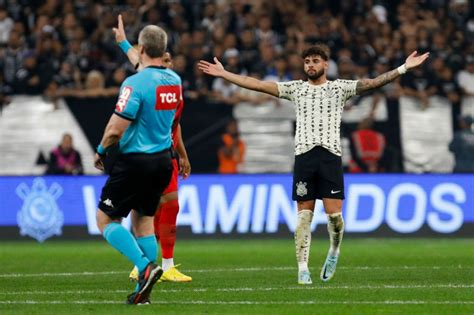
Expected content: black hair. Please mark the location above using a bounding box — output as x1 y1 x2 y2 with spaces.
301 43 330 61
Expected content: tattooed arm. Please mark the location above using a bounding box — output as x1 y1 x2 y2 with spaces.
356 69 401 95
356 51 430 95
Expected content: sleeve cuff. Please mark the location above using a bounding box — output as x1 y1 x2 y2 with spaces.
97 144 107 156
114 111 135 121
118 40 133 54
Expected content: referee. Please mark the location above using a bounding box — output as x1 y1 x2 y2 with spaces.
198 43 429 284
94 25 182 304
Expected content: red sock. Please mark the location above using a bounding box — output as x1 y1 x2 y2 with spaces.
153 206 162 239
158 199 179 259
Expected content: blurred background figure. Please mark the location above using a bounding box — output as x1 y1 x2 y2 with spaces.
400 65 437 110
211 48 241 105
349 117 386 173
457 55 474 120
449 116 474 173
0 6 13 45
0 72 11 116
218 119 245 174
14 51 42 95
46 133 83 175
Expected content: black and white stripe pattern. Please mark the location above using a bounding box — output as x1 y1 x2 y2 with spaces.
277 79 358 156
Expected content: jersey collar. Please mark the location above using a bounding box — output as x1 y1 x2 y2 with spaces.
146 65 167 70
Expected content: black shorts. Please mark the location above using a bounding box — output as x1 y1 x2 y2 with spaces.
292 146 345 201
98 149 173 218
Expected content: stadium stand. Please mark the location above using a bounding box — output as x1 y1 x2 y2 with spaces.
0 95 99 175
0 0 472 174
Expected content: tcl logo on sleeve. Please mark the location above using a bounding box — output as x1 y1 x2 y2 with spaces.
155 85 181 110
116 86 132 112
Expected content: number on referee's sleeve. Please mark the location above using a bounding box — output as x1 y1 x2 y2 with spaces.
116 86 133 113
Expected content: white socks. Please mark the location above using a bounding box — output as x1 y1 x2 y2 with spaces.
295 210 344 272
162 258 174 271
295 210 313 272
327 212 344 257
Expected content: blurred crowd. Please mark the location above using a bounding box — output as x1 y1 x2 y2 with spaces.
0 0 473 172
0 0 472 102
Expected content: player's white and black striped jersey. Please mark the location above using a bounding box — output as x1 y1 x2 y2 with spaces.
277 79 358 156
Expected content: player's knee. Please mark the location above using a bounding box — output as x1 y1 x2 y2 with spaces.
160 191 178 205
327 206 343 214
323 199 343 214
297 200 315 211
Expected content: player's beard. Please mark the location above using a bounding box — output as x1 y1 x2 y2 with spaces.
305 68 325 81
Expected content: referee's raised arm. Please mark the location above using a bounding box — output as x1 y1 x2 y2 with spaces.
198 57 279 98
113 14 141 70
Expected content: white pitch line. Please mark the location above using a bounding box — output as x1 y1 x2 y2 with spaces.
0 271 125 278
0 265 470 278
217 284 474 292
0 300 472 305
0 290 129 295
0 284 472 296
188 265 470 272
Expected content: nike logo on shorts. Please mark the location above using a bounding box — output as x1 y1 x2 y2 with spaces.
331 190 341 194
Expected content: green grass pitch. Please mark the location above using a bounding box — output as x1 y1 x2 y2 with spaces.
0 238 472 314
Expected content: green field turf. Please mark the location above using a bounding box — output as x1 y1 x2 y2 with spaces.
0 238 472 314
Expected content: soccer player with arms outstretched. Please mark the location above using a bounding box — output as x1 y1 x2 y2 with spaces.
198 43 429 284
113 14 192 283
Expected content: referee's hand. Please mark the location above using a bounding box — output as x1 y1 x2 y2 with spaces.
94 153 105 171
113 14 126 44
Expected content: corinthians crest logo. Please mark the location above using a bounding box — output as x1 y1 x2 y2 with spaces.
16 178 64 242
296 181 308 197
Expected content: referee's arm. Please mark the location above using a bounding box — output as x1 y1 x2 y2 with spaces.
100 114 131 150
95 114 131 170
198 57 279 98
113 14 141 70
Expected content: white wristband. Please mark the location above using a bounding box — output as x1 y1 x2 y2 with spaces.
397 64 407 75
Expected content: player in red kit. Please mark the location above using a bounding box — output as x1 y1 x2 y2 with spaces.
113 14 192 282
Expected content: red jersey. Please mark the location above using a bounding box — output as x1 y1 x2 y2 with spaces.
171 95 184 148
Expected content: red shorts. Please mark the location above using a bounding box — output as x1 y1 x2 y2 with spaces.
162 158 178 195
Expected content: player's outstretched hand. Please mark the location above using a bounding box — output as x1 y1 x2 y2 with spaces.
198 57 225 77
405 51 430 70
112 14 127 43
179 156 191 180
94 153 104 171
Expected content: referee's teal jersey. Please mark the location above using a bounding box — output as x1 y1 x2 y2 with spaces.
114 66 182 154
